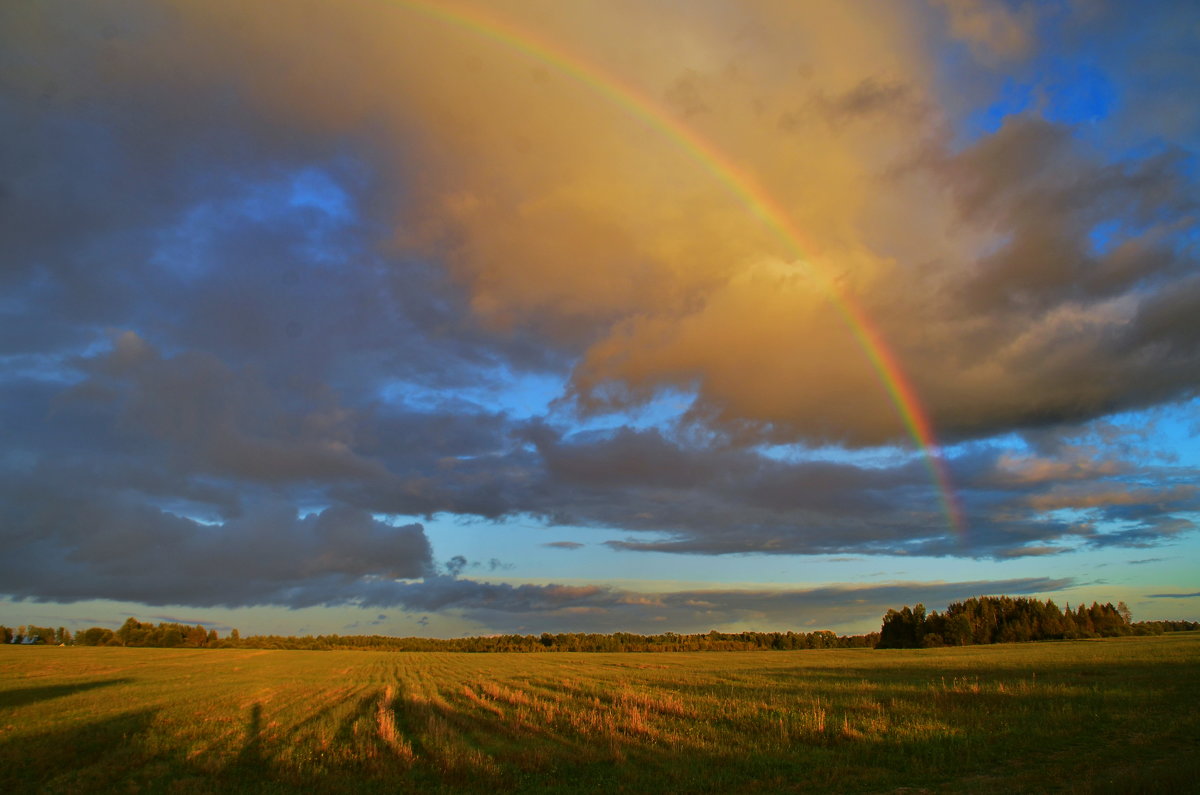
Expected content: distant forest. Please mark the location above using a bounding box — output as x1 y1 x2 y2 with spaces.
2 618 880 652
877 596 1198 649
3 597 1196 653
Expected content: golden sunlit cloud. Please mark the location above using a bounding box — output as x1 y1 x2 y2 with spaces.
158 1 951 444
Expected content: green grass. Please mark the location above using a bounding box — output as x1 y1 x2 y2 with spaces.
1 634 1197 793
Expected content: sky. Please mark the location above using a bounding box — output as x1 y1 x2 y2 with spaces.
2 0 1198 639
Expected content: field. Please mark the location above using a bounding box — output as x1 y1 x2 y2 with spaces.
1 634 1197 793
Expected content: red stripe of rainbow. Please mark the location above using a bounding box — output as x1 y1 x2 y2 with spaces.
394 1 967 537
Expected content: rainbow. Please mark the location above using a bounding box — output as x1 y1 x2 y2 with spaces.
392 1 966 537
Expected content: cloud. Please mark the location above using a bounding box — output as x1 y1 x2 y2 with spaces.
0 491 432 608
360 575 1077 634
1026 485 1197 512
935 0 1038 62
987 452 1125 486
0 0 1197 624
1146 592 1200 599
63 331 392 485
149 615 221 628
3 0 1198 454
3 349 1194 608
993 546 1065 559
518 427 1196 559
544 541 585 550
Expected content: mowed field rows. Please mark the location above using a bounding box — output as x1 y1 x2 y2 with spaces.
1 634 1197 793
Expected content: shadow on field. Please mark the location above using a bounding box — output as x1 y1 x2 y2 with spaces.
0 678 134 710
0 708 161 793
221 701 294 789
237 702 266 768
222 700 325 789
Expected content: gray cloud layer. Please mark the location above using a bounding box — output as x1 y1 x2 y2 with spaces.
0 484 430 608
353 575 1076 635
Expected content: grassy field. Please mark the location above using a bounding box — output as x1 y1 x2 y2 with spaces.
1 634 1197 793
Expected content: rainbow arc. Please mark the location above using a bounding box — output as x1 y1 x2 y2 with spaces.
394 0 966 536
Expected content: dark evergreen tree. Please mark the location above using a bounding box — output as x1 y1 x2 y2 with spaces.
876 596 1148 648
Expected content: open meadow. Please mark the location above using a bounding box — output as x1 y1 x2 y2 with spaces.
1 634 1197 793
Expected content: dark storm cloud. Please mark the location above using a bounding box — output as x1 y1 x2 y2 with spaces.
885 115 1200 444
2 328 1194 614
1083 516 1195 550
0 0 557 389
3 340 1192 612
0 487 432 608
64 331 390 485
944 118 1193 310
530 429 965 557
0 0 556 613
343 422 1193 561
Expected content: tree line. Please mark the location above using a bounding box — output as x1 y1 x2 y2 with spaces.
1 619 876 652
876 596 1198 649
4 599 1195 652
1 618 242 648
218 628 882 653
